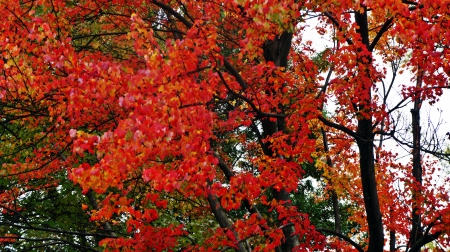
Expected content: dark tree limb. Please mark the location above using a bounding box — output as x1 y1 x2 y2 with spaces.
316 228 364 252
355 6 384 252
261 30 299 252
152 0 192 28
214 152 269 230
323 12 354 45
369 17 394 51
318 115 358 139
86 190 118 238
408 68 423 249
0 236 100 252
217 70 286 118
408 231 441 252
0 221 115 238
207 193 248 252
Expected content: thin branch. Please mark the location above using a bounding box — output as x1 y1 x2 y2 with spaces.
71 32 128 40
387 97 410 114
316 228 364 252
316 65 334 99
0 140 72 178
0 204 32 227
0 221 114 238
390 133 450 162
151 0 249 94
5 6 30 32
323 12 353 45
382 60 399 106
217 70 286 118
0 236 99 252
321 128 341 233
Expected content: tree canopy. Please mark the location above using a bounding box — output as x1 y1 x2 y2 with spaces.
1 0 450 251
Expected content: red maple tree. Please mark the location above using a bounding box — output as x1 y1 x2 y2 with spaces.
0 0 450 251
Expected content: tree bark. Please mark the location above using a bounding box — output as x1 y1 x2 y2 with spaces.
356 119 384 252
409 69 423 249
86 190 117 238
390 230 396 252
261 31 299 252
207 193 248 252
355 7 384 252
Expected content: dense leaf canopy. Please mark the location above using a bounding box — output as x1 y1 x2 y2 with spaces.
0 0 450 251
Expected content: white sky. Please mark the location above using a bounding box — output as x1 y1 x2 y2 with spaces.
302 15 450 250
302 17 450 163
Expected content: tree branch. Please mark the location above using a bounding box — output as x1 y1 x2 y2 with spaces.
217 70 286 118
71 32 128 40
408 231 441 252
206 193 248 252
152 0 192 28
86 190 118 238
316 228 364 252
369 17 394 52
223 58 248 90
213 152 269 230
390 133 450 162
0 236 99 252
316 65 334 99
321 128 341 233
318 115 358 139
0 221 114 238
323 12 353 45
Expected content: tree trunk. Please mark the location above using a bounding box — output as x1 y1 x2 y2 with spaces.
354 7 384 252
261 31 299 251
409 69 423 249
390 230 396 252
356 119 384 252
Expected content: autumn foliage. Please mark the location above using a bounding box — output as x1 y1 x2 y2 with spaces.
1 0 450 251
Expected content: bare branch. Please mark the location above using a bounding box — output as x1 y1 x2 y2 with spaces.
390 133 450 162
316 65 334 99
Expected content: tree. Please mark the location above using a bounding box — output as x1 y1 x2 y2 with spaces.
1 0 450 251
